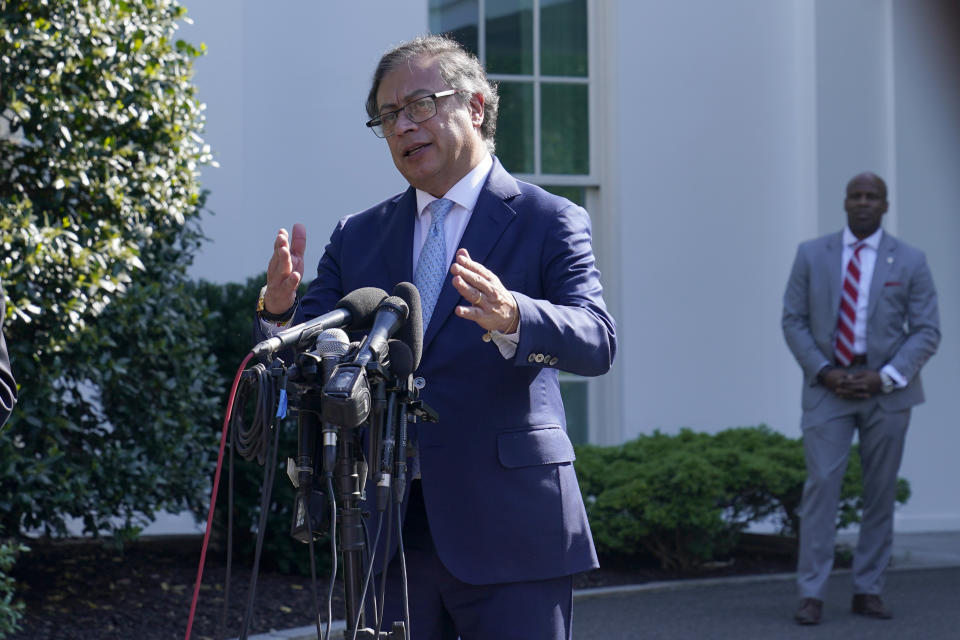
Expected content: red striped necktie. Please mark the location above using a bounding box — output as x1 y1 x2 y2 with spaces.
835 242 865 366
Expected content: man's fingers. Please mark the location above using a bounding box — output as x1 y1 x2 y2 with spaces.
291 223 307 260
282 271 302 292
455 248 496 281
451 265 487 296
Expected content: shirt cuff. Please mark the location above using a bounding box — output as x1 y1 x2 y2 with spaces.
490 327 520 360
259 299 297 334
880 364 907 389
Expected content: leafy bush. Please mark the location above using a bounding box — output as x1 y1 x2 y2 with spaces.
0 528 27 639
575 426 910 571
0 0 217 539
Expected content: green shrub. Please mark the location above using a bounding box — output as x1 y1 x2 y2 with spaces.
575 426 910 571
0 0 216 539
0 528 27 639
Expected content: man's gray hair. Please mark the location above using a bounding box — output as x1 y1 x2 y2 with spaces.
366 34 499 154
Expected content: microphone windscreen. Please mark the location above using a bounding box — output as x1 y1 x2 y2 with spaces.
386 339 415 378
335 287 387 331
378 296 409 322
392 282 423 371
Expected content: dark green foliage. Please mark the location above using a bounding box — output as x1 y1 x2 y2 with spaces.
575 426 910 571
0 0 217 541
0 528 27 638
192 274 329 576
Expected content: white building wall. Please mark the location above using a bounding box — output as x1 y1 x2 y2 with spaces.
183 1 427 283
888 0 960 531
176 0 959 535
605 0 813 438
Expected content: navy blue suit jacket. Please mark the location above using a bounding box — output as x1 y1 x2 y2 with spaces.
273 158 616 585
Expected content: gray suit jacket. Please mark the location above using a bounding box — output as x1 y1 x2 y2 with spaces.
782 230 940 417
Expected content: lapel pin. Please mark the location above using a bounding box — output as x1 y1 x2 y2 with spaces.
887 256 894 264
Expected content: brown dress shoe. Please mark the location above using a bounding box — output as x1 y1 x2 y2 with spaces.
852 593 893 619
794 598 823 625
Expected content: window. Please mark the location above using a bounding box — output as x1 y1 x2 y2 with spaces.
430 0 592 181
431 0 596 444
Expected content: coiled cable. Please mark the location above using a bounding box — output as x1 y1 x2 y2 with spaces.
230 362 279 464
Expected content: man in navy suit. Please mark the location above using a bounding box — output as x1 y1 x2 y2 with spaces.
783 172 939 625
257 35 616 639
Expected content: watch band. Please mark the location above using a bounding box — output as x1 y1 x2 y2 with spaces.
257 285 296 324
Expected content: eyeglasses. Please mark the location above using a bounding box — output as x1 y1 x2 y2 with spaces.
366 89 460 138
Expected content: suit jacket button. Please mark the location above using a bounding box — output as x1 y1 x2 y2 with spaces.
549 357 558 366
528 353 536 363
535 354 545 363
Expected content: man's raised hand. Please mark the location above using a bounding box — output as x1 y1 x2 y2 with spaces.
264 223 306 314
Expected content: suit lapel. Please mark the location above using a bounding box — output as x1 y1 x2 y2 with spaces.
868 232 896 321
824 232 844 317
382 189 417 284
422 159 520 352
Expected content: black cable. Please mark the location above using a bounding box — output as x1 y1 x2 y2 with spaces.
374 496 394 637
324 474 337 640
238 389 284 639
217 422 236 640
396 502 410 640
351 515 384 640
360 512 377 619
230 362 279 464
306 501 322 640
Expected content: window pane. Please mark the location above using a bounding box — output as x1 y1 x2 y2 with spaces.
560 377 588 445
541 83 589 175
541 185 585 206
541 0 587 76
430 0 479 56
495 81 534 174
485 0 533 75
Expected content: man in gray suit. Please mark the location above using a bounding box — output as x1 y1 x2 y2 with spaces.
782 172 940 625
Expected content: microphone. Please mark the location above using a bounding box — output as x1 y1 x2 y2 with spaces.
386 340 415 506
319 296 408 428
376 339 415 510
391 282 423 371
352 295 409 368
289 327 351 544
251 287 386 360
387 339 415 379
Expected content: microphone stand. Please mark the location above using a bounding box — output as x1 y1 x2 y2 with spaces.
334 359 405 640
324 356 437 639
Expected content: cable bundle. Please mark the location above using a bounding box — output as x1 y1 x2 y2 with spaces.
230 362 279 464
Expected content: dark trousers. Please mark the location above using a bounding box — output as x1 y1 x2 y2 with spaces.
368 481 573 640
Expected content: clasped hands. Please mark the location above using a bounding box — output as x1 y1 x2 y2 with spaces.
821 367 883 399
265 226 518 334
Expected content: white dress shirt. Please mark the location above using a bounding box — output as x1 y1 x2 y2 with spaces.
840 226 905 389
413 153 519 358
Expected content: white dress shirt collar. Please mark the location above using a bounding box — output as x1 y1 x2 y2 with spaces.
414 153 493 218
842 225 883 250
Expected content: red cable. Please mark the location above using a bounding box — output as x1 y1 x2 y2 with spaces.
184 351 254 640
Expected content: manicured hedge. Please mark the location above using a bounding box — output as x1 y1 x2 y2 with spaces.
575 426 910 570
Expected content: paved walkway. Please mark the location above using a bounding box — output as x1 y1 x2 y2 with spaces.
241 530 960 640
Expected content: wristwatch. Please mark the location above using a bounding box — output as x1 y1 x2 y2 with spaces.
257 285 296 325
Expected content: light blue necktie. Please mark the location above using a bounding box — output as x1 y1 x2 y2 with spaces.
414 198 455 327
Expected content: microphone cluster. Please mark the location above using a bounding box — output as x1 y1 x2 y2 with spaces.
248 282 435 545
